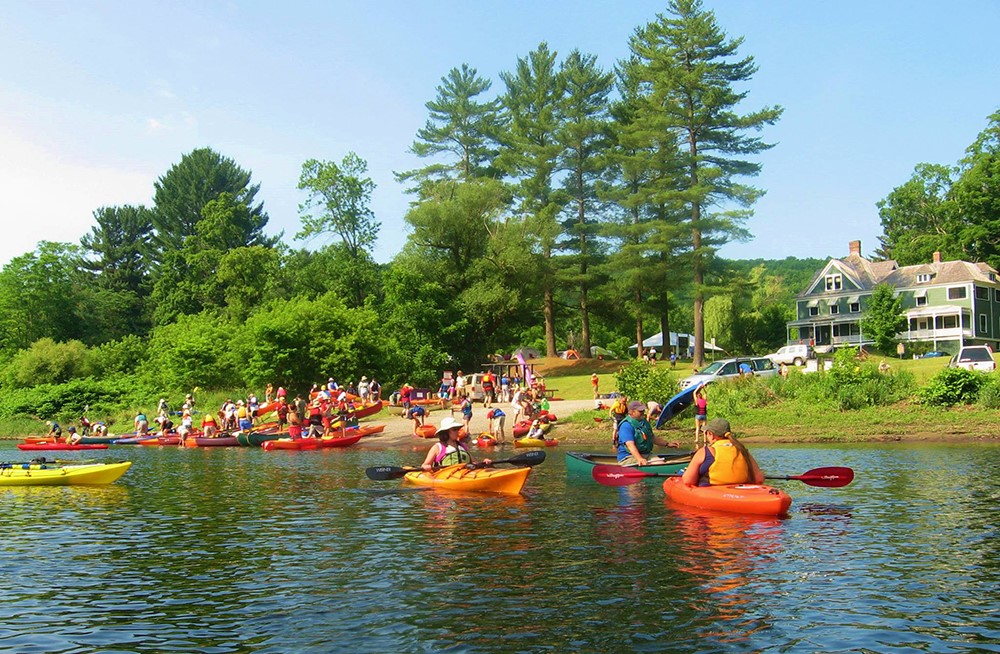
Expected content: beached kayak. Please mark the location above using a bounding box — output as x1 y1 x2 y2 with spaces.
235 430 283 446
403 464 531 494
17 443 109 451
261 431 366 451
513 437 558 448
414 424 437 438
476 434 498 447
564 451 693 476
138 436 180 446
662 476 792 516
188 436 240 447
0 461 132 486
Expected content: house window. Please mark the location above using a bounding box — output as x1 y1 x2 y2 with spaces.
942 315 958 329
995 289 1000 302
976 286 989 300
917 273 932 283
980 314 988 334
809 306 819 317
948 287 967 300
825 274 843 291
830 304 839 315
990 273 997 282
850 302 860 313
916 296 928 306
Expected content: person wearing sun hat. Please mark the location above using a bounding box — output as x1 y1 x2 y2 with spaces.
682 417 764 487
420 417 491 470
615 400 681 466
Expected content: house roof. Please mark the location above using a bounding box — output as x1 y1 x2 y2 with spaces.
882 260 998 287
799 251 998 298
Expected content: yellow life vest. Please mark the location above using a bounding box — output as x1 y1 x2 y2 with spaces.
707 440 751 485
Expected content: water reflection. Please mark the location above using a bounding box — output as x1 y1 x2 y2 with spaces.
0 442 997 652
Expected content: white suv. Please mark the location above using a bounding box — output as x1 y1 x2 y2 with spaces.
768 344 813 366
947 345 996 372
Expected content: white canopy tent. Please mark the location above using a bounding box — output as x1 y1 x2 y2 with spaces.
627 332 725 352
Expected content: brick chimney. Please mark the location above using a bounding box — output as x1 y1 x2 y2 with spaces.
848 240 861 256
932 251 942 263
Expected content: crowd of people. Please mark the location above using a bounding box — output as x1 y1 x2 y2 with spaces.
395 369 552 437
44 373 387 446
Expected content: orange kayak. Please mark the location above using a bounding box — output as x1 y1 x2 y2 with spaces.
414 424 437 438
662 477 792 516
403 464 531 494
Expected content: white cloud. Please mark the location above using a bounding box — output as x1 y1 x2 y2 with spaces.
0 122 153 266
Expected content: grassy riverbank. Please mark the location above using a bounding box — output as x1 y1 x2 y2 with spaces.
537 355 999 443
2 354 993 443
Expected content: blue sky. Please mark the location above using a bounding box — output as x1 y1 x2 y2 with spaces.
1 0 998 268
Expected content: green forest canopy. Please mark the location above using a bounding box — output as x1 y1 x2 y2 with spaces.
0 0 996 415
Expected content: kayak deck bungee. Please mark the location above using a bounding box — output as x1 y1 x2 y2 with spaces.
662 476 792 516
403 464 532 494
0 461 132 486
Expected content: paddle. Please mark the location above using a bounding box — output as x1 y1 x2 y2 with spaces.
592 465 854 488
366 450 547 481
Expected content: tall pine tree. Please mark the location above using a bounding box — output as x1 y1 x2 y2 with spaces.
627 0 782 366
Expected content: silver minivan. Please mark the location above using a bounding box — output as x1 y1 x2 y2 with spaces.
678 357 778 389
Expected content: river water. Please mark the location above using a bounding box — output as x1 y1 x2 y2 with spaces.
0 440 998 653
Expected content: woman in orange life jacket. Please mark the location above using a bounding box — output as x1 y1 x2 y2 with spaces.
682 418 764 487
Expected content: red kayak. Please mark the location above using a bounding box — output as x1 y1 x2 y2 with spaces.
17 443 109 451
315 433 364 448
262 434 364 451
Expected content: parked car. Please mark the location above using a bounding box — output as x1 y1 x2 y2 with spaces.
678 357 778 390
947 345 996 372
767 344 813 366
920 350 949 359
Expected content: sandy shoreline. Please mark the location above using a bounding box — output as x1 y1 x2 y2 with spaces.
356 398 604 449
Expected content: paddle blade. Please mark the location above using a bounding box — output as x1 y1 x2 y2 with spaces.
504 450 546 467
591 465 653 486
365 465 416 481
789 466 854 487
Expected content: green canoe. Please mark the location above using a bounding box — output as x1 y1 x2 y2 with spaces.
565 450 693 477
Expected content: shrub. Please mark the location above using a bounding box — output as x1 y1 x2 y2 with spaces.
0 376 148 421
2 338 93 389
613 360 674 405
918 367 985 406
977 375 1000 409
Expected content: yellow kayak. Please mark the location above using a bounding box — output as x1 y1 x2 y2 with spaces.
514 437 558 448
403 464 531 494
0 461 132 486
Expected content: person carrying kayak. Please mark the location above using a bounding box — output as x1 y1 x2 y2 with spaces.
682 418 764 487
616 401 680 466
407 404 427 435
421 417 491 470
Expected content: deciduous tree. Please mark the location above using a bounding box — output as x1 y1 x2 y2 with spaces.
860 283 906 353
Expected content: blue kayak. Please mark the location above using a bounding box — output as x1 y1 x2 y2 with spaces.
655 385 698 428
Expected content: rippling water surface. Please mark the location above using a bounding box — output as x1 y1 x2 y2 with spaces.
0 440 998 653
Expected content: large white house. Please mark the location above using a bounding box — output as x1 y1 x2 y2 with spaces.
786 240 1000 352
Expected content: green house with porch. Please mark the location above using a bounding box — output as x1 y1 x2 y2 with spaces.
786 240 1000 353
